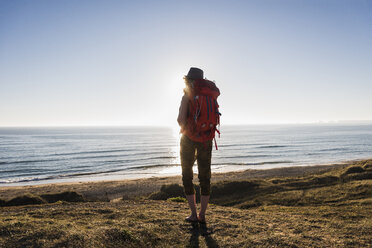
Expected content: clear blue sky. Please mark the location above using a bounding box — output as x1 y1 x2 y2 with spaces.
1 0 371 127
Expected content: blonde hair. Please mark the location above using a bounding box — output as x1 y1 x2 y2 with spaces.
183 76 194 95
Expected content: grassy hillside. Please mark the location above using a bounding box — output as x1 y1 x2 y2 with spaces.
0 160 371 247
150 160 372 209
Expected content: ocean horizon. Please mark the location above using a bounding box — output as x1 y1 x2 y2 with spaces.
1 124 372 186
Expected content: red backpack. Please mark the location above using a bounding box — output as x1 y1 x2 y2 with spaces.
185 79 221 149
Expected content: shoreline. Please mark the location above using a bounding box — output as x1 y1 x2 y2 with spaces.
0 160 358 201
1 157 365 188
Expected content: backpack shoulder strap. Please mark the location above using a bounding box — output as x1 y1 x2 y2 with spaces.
193 79 220 98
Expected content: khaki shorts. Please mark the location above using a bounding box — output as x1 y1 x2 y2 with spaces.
180 134 212 195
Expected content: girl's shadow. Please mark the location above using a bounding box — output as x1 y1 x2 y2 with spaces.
188 222 219 248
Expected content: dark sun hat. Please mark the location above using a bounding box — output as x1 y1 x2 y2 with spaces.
185 67 204 80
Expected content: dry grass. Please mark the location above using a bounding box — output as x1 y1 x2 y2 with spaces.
0 159 371 247
1 199 371 247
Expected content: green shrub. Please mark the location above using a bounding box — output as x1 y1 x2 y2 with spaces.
160 184 184 196
211 180 258 197
344 166 364 175
149 184 184 200
148 191 167 200
40 191 84 203
6 195 46 206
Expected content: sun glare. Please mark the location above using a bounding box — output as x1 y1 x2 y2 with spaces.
166 70 186 134
171 124 182 139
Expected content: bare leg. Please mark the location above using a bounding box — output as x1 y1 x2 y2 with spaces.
198 195 210 223
185 194 198 222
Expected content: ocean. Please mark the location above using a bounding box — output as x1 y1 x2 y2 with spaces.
1 124 371 186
